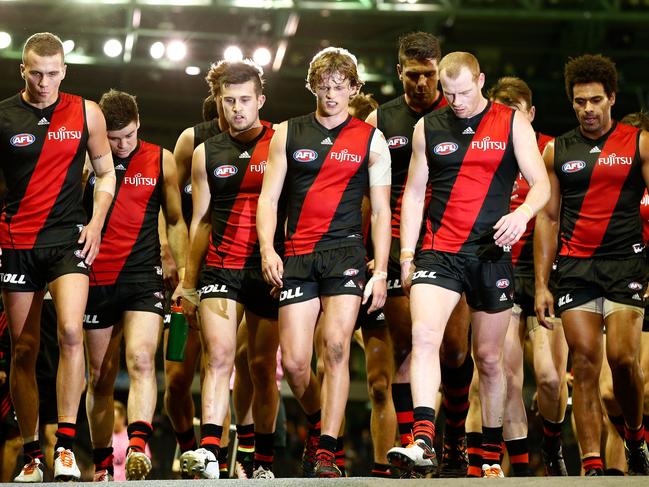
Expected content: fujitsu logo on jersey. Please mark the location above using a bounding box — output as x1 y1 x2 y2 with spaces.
214 165 238 178
433 142 458 155
642 193 649 206
470 136 506 152
10 133 35 147
598 153 632 166
561 160 586 173
387 136 408 149
330 149 362 164
47 126 82 141
293 149 318 162
250 161 267 173
124 172 157 187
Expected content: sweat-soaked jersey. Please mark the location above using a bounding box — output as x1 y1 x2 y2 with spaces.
85 140 163 285
554 122 644 258
0 92 88 249
421 102 518 256
284 114 374 256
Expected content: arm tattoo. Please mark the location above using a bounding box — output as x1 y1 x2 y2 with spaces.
91 152 109 161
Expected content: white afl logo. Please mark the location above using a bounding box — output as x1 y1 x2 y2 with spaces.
214 165 238 178
496 279 509 289
561 160 586 173
10 133 35 147
293 149 318 162
433 142 458 155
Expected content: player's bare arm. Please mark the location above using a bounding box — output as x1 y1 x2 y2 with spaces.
364 130 391 311
161 149 189 291
257 121 288 289
83 99 116 265
399 119 428 295
173 127 195 192
493 110 550 246
533 141 561 328
181 144 211 326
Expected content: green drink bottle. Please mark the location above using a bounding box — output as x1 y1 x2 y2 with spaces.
166 304 189 362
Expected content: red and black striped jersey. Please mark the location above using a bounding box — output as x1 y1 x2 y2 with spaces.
554 122 644 258
377 94 447 238
204 126 277 269
84 140 163 285
510 132 553 270
284 114 374 256
421 102 518 255
0 92 88 249
641 190 649 244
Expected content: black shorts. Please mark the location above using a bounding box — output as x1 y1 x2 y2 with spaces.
85 279 165 330
199 267 278 319
513 272 535 317
387 238 404 297
280 245 366 307
412 250 514 312
37 299 58 424
554 255 647 315
0 242 90 292
354 283 387 331
643 308 649 333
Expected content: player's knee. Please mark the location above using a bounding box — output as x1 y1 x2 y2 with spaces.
323 339 349 367
11 340 37 370
127 347 156 377
249 353 276 386
367 371 390 405
57 325 84 349
608 353 638 378
440 347 468 369
411 322 443 351
536 370 561 401
474 351 502 378
282 355 311 383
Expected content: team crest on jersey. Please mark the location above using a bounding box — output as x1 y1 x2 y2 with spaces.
214 165 238 178
387 136 408 149
561 160 586 173
293 149 318 162
10 133 35 147
496 279 510 289
433 142 458 156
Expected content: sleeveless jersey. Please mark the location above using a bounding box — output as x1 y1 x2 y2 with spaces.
180 119 221 224
84 140 163 285
284 114 374 256
510 132 553 270
0 92 89 249
377 94 447 238
421 102 518 255
204 126 277 269
554 122 644 258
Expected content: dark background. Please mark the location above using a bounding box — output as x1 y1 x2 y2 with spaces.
2 0 649 150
